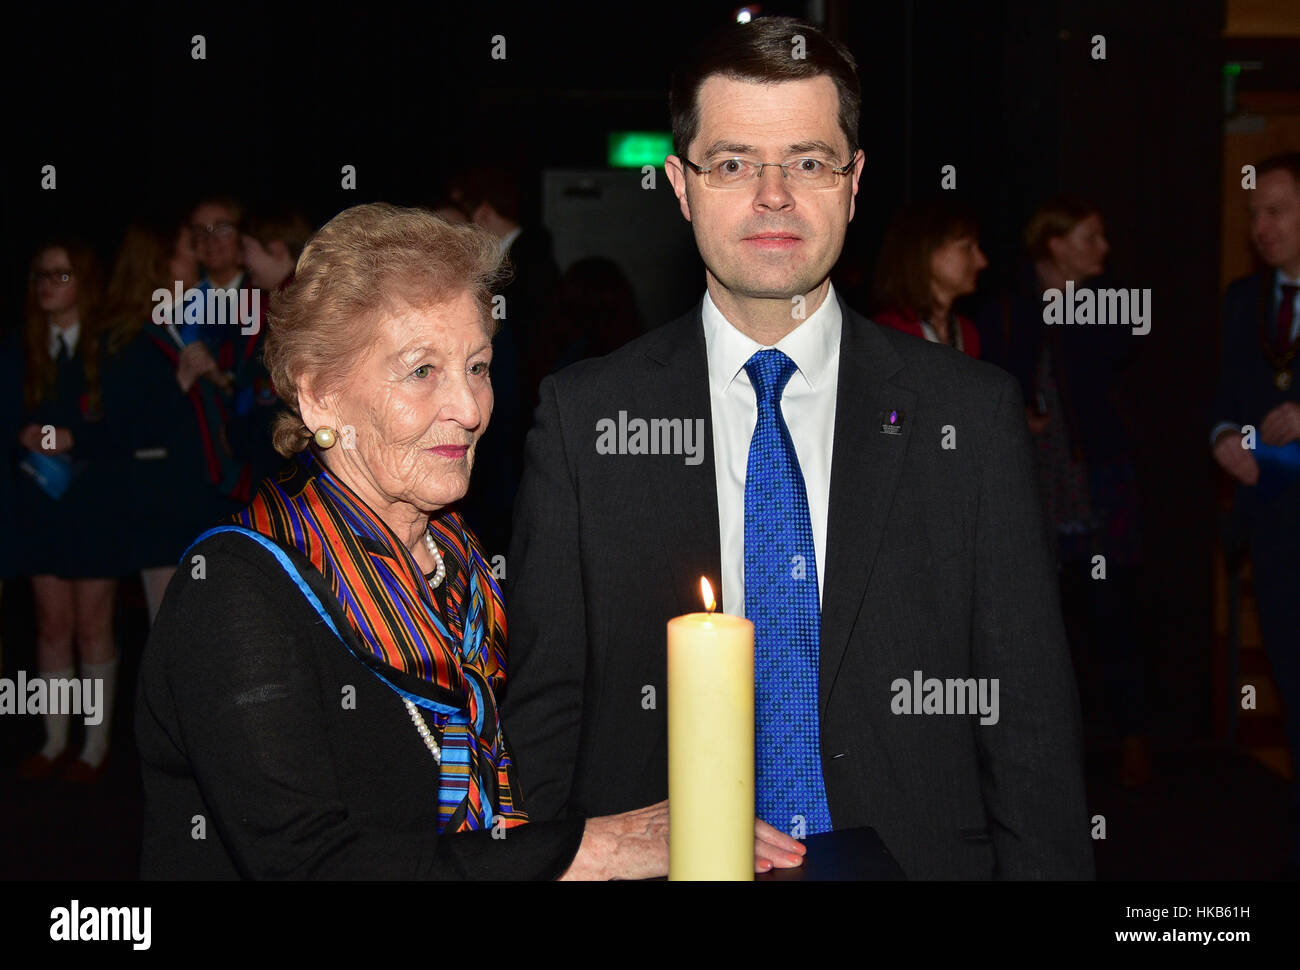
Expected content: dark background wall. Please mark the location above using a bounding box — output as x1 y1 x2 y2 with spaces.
3 0 1226 737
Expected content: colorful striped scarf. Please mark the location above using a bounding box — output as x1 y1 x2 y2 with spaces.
230 450 528 834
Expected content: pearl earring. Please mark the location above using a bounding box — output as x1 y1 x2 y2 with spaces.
313 426 338 449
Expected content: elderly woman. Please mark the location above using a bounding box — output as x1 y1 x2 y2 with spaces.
135 204 679 879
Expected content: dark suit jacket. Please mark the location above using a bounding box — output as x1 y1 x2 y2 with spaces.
502 294 1094 880
1212 270 1300 434
502 226 560 358
1210 269 1300 548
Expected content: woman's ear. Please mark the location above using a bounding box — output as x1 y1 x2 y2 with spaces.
296 375 330 431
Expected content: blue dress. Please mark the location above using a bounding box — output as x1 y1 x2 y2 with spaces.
0 332 23 580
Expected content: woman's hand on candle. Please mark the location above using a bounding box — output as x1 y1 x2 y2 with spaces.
558 800 670 880
754 818 807 873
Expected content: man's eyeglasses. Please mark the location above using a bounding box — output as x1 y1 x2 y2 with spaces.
190 221 238 240
682 151 859 190
32 270 74 285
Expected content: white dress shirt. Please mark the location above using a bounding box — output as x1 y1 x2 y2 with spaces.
702 284 842 616
202 269 246 308
49 321 81 359
920 318 964 353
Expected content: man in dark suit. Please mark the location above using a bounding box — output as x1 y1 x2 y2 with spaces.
503 17 1093 880
1211 151 1300 875
449 166 560 558
449 165 560 363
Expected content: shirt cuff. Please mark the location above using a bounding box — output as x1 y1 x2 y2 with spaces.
1210 421 1240 448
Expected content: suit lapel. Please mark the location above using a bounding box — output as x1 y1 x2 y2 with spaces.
638 304 724 615
818 301 916 714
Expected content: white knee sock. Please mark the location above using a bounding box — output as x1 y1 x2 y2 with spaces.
77 655 119 768
38 665 76 759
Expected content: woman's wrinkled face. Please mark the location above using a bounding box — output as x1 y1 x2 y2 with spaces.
305 289 493 515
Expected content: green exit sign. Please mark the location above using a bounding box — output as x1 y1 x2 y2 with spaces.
608 131 673 168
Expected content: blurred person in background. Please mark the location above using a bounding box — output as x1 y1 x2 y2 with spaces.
526 256 644 404
1210 151 1300 876
177 195 252 396
100 220 222 622
446 169 558 558
0 320 21 670
980 196 1148 788
448 165 559 360
872 199 987 358
233 206 313 492
15 240 129 783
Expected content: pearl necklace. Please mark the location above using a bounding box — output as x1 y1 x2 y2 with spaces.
423 529 446 588
403 699 442 764
407 529 445 764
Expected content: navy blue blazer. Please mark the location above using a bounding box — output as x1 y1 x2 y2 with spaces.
1211 269 1300 538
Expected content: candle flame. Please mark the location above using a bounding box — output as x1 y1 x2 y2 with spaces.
700 577 716 613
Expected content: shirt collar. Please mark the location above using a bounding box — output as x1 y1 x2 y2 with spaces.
500 226 523 256
49 321 80 358
202 270 245 291
1277 268 1300 288
702 282 841 395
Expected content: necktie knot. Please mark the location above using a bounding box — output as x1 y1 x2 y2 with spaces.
744 349 798 407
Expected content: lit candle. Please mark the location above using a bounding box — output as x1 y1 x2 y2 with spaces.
667 577 754 881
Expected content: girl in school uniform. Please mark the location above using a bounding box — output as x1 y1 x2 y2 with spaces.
16 240 129 783
100 222 237 622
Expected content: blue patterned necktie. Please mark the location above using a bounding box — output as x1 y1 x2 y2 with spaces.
743 349 832 836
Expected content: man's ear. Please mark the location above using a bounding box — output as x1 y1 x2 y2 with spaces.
664 156 693 223
848 149 866 223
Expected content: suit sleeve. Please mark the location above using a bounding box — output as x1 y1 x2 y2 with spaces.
970 372 1095 879
154 538 583 879
501 373 589 821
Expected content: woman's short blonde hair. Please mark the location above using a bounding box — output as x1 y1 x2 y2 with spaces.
265 203 506 457
1024 196 1100 263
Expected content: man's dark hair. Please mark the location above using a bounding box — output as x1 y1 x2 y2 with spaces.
1257 151 1300 188
669 16 861 160
448 166 523 225
244 207 314 260
190 194 245 228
